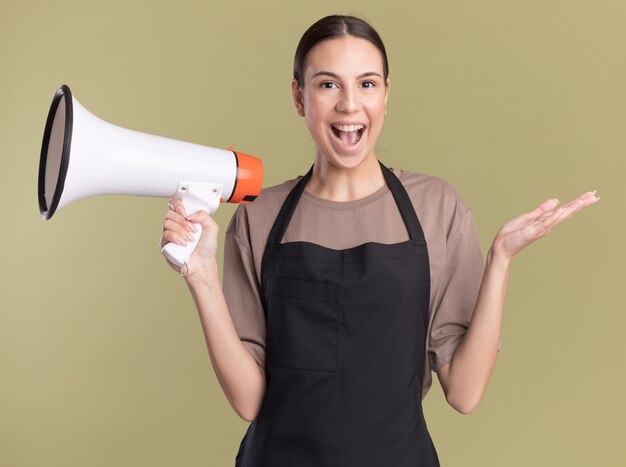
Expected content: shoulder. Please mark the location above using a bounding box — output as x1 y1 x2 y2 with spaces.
391 167 470 211
228 176 299 221
225 175 302 244
389 167 474 239
250 176 301 210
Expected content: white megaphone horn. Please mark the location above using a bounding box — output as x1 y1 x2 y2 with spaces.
38 84 263 269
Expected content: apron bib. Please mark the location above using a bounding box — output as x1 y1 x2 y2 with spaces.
235 162 440 467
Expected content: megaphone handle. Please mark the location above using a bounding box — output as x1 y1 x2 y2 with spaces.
161 181 223 270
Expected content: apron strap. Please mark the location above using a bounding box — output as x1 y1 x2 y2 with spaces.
379 162 426 243
266 166 314 247
266 161 426 246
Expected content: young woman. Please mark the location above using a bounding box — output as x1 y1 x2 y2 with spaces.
160 15 598 467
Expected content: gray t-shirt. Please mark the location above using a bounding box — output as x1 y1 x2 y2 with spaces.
222 167 487 399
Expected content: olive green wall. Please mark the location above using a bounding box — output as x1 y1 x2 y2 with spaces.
1 1 623 466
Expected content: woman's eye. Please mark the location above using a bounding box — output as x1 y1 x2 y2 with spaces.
321 82 338 89
361 81 376 89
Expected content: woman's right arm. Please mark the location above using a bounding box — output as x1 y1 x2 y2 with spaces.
161 199 266 422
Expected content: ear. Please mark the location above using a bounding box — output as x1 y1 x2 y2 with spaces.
291 79 305 117
384 78 390 113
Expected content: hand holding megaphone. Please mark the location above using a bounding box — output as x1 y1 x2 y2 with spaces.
39 84 263 269
160 196 220 277
159 180 223 269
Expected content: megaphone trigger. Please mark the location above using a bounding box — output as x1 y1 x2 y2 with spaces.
160 181 223 269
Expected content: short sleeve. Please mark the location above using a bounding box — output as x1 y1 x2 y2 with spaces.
222 205 267 369
428 209 488 372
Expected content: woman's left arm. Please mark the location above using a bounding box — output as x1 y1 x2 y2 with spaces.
436 191 600 414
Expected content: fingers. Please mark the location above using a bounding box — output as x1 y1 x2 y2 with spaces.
530 190 600 235
521 198 560 221
525 198 561 222
183 210 219 259
525 191 595 221
162 217 197 246
493 190 599 259
185 209 218 233
161 199 217 247
160 199 220 274
160 198 198 248
503 190 600 235
562 191 599 210
554 191 599 221
168 197 187 217
550 191 599 219
498 198 560 234
534 198 561 215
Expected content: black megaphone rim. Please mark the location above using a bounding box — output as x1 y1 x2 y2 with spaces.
38 84 73 220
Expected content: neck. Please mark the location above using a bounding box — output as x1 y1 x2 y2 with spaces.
305 154 385 202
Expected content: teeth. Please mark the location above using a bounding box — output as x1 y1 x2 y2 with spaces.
332 124 364 132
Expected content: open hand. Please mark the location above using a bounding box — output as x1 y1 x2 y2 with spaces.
491 191 600 261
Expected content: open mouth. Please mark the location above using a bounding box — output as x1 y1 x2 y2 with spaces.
331 124 365 146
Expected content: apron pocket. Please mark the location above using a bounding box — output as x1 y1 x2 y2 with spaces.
267 276 339 372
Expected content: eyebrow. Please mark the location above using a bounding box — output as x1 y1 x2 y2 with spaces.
311 71 383 80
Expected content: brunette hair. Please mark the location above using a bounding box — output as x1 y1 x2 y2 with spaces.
293 15 389 87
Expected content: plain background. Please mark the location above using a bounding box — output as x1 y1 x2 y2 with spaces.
1 1 624 466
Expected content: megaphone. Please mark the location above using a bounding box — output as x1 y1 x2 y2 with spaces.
38 84 263 268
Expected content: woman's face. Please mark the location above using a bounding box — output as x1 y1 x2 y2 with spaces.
292 35 390 171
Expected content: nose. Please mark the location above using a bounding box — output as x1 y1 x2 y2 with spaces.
336 87 359 113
